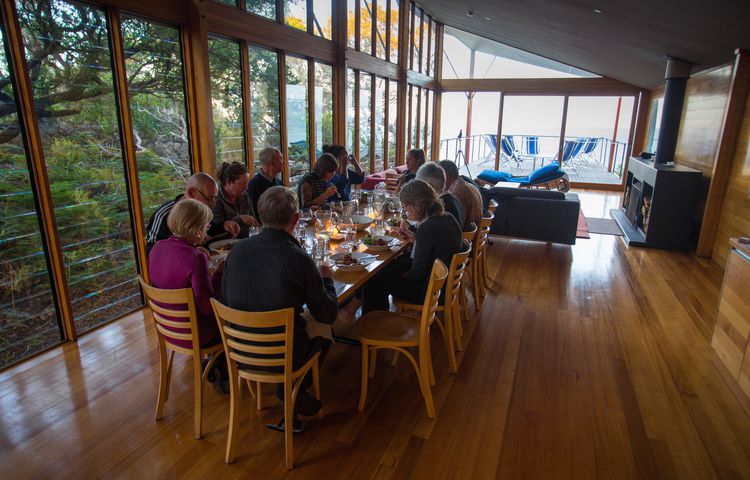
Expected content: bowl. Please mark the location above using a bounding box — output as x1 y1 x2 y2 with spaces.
330 252 377 272
208 239 239 256
339 214 373 232
362 234 399 252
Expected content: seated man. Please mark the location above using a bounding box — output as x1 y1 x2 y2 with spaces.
416 162 464 229
221 186 337 432
145 172 225 256
247 146 283 218
324 144 364 202
439 160 483 231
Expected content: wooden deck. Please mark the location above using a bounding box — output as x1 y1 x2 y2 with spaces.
2 191 749 479
471 157 623 185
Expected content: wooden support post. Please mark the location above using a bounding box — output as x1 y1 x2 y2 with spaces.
558 96 570 164
333 0 348 146
697 49 750 258
608 97 622 172
395 0 409 166
183 0 215 175
308 58 316 170
495 93 504 171
279 52 289 184
240 41 254 170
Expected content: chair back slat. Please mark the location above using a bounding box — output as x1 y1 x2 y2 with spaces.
385 172 400 193
446 247 472 306
473 214 493 258
139 276 201 349
229 351 286 368
223 326 286 343
227 338 286 356
211 299 295 373
462 223 477 247
421 260 448 333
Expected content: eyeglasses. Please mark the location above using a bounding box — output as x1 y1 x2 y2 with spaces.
195 188 218 203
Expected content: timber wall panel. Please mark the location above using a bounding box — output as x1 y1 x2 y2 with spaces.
713 90 750 267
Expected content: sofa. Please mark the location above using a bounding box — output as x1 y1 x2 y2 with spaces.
480 186 580 245
362 164 409 190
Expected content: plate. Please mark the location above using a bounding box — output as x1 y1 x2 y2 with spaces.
324 231 345 241
362 234 399 252
330 252 377 272
339 214 373 231
208 239 239 255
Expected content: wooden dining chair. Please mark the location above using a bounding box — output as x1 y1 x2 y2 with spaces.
210 300 320 469
457 223 478 348
138 276 223 440
357 259 448 418
385 171 401 193
393 247 472 373
472 214 494 309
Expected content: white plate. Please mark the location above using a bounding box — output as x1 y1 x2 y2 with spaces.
208 239 239 255
339 215 373 231
362 235 400 252
330 251 377 272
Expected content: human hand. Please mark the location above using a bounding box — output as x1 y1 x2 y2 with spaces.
318 264 334 279
324 185 338 197
237 215 259 227
398 226 415 243
223 220 240 237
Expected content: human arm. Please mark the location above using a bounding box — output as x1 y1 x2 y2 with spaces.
301 181 338 207
302 255 338 325
211 200 241 237
403 221 436 282
348 155 364 176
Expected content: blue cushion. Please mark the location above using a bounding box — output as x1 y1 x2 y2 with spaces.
527 164 561 183
477 170 513 183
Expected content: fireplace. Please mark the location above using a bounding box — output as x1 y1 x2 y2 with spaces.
611 157 701 250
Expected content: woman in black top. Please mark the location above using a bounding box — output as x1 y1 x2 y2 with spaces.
297 153 339 208
212 161 259 238
361 179 464 313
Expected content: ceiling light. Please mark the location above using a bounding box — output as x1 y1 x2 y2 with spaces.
485 17 491 21
466 10 474 17
593 9 602 14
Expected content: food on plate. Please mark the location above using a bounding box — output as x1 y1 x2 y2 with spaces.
337 253 359 265
363 234 389 247
387 218 400 227
215 243 234 252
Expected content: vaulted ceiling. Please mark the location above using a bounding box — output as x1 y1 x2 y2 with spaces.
419 0 750 89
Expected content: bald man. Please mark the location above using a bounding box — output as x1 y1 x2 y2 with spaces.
145 172 225 256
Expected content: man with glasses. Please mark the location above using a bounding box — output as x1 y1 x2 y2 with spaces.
145 172 229 256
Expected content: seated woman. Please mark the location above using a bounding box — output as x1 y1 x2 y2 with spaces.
339 180 463 321
396 148 426 193
212 161 259 238
324 144 364 202
297 153 339 208
149 199 227 390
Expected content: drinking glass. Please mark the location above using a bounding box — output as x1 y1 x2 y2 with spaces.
315 210 333 233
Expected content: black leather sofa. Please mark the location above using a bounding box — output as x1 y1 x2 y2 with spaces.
480 187 581 245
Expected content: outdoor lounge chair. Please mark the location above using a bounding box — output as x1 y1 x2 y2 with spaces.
486 134 520 166
474 163 571 192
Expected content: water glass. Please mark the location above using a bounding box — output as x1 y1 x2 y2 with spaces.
248 225 260 236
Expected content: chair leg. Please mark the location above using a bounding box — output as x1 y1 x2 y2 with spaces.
358 342 369 412
257 382 263 410
443 310 458 374
165 351 174 402
312 360 323 419
426 338 436 387
391 350 400 366
455 293 465 351
155 341 169 421
368 348 377 378
419 345 436 418
225 374 241 463
284 383 294 470
472 261 482 311
193 355 203 439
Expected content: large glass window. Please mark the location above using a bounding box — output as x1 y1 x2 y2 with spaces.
389 0 399 64
284 0 307 31
409 86 419 149
439 92 469 161
313 0 332 39
387 79 398 167
375 1 387 60
501 96 565 175
208 36 245 165
20 1 141 333
347 0 356 49
248 45 280 171
564 96 635 184
314 62 333 155
374 76 386 172
286 56 309 183
466 92 500 164
423 89 432 159
359 72 372 174
346 69 356 155
360 0 372 54
0 22 62 368
246 0 276 19
443 26 600 80
420 12 428 74
123 16 192 226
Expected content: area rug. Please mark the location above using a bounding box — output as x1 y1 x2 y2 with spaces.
576 210 590 239
587 217 623 236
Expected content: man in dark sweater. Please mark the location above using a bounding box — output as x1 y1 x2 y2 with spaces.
246 146 283 218
416 162 464 229
145 172 222 256
222 186 337 432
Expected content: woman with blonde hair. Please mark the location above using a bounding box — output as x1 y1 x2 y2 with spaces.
149 198 228 391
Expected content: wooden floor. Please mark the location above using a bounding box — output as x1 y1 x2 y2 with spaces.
3 191 750 479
